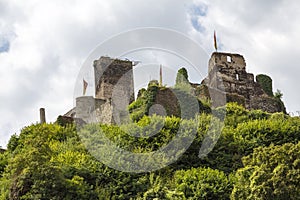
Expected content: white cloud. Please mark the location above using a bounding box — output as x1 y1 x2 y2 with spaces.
0 0 193 147
1 0 300 147
190 0 300 113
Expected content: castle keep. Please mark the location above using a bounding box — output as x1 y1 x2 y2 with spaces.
63 52 285 125
74 56 134 124
94 56 134 102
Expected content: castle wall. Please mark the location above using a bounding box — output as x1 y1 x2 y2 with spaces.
76 96 113 124
74 57 136 125
207 52 265 99
76 96 96 123
94 56 134 103
154 88 180 117
94 99 114 124
202 52 285 113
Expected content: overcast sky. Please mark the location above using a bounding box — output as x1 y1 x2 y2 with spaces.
1 0 300 147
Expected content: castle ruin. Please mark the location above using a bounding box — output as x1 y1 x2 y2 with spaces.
63 52 285 125
199 52 285 113
74 56 134 124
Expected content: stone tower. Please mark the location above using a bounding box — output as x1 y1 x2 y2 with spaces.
72 56 135 125
94 56 134 103
202 52 285 113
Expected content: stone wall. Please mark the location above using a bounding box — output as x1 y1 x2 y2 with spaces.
73 57 136 125
75 96 113 124
151 87 208 118
201 52 285 113
75 96 96 123
154 88 180 117
94 56 134 103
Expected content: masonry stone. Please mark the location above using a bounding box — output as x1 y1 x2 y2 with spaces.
94 56 134 103
72 57 135 124
200 52 286 113
66 52 285 125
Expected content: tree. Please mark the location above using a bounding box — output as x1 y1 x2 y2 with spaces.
0 151 8 176
7 134 19 152
175 68 189 86
274 89 283 99
256 74 273 96
173 167 233 200
175 67 193 94
0 124 98 200
231 142 300 200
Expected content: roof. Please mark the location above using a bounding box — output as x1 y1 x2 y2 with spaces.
63 107 76 117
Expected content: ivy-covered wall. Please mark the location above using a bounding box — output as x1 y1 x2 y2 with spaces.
256 74 273 96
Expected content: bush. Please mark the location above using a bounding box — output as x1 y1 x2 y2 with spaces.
231 142 300 200
256 74 273 96
0 152 8 176
1 102 300 199
173 167 233 200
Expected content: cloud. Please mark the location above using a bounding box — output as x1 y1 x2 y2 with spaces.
0 25 16 53
1 0 300 147
190 0 300 113
0 0 195 147
187 2 208 32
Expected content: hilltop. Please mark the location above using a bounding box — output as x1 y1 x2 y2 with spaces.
0 52 297 199
1 102 300 199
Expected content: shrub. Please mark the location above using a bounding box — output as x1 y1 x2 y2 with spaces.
173 167 233 200
256 74 273 96
231 142 300 200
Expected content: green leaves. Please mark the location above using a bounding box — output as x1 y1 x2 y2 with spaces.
173 167 233 200
175 67 189 87
232 143 300 200
1 103 300 199
256 74 273 97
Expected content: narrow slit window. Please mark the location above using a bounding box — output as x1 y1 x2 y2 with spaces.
227 56 232 63
236 73 239 80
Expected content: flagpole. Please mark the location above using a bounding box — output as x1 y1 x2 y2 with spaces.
214 30 218 52
159 65 163 87
83 79 88 96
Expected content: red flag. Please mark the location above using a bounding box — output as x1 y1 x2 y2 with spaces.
214 30 218 52
83 79 88 95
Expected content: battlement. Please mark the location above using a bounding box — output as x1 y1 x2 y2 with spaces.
209 52 246 73
69 56 136 125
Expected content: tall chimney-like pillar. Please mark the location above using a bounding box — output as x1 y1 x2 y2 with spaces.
40 108 46 124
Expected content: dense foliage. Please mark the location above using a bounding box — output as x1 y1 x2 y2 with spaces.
175 67 189 87
0 103 300 199
175 67 193 93
128 81 160 121
129 80 210 122
256 74 273 96
231 142 300 200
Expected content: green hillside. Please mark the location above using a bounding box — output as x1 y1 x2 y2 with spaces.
1 103 300 199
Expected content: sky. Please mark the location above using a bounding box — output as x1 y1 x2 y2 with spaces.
1 0 300 147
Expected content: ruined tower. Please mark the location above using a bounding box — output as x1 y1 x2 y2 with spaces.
94 56 134 103
74 56 135 124
202 52 286 113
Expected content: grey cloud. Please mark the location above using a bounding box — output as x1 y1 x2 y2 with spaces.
1 0 300 148
0 0 195 147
